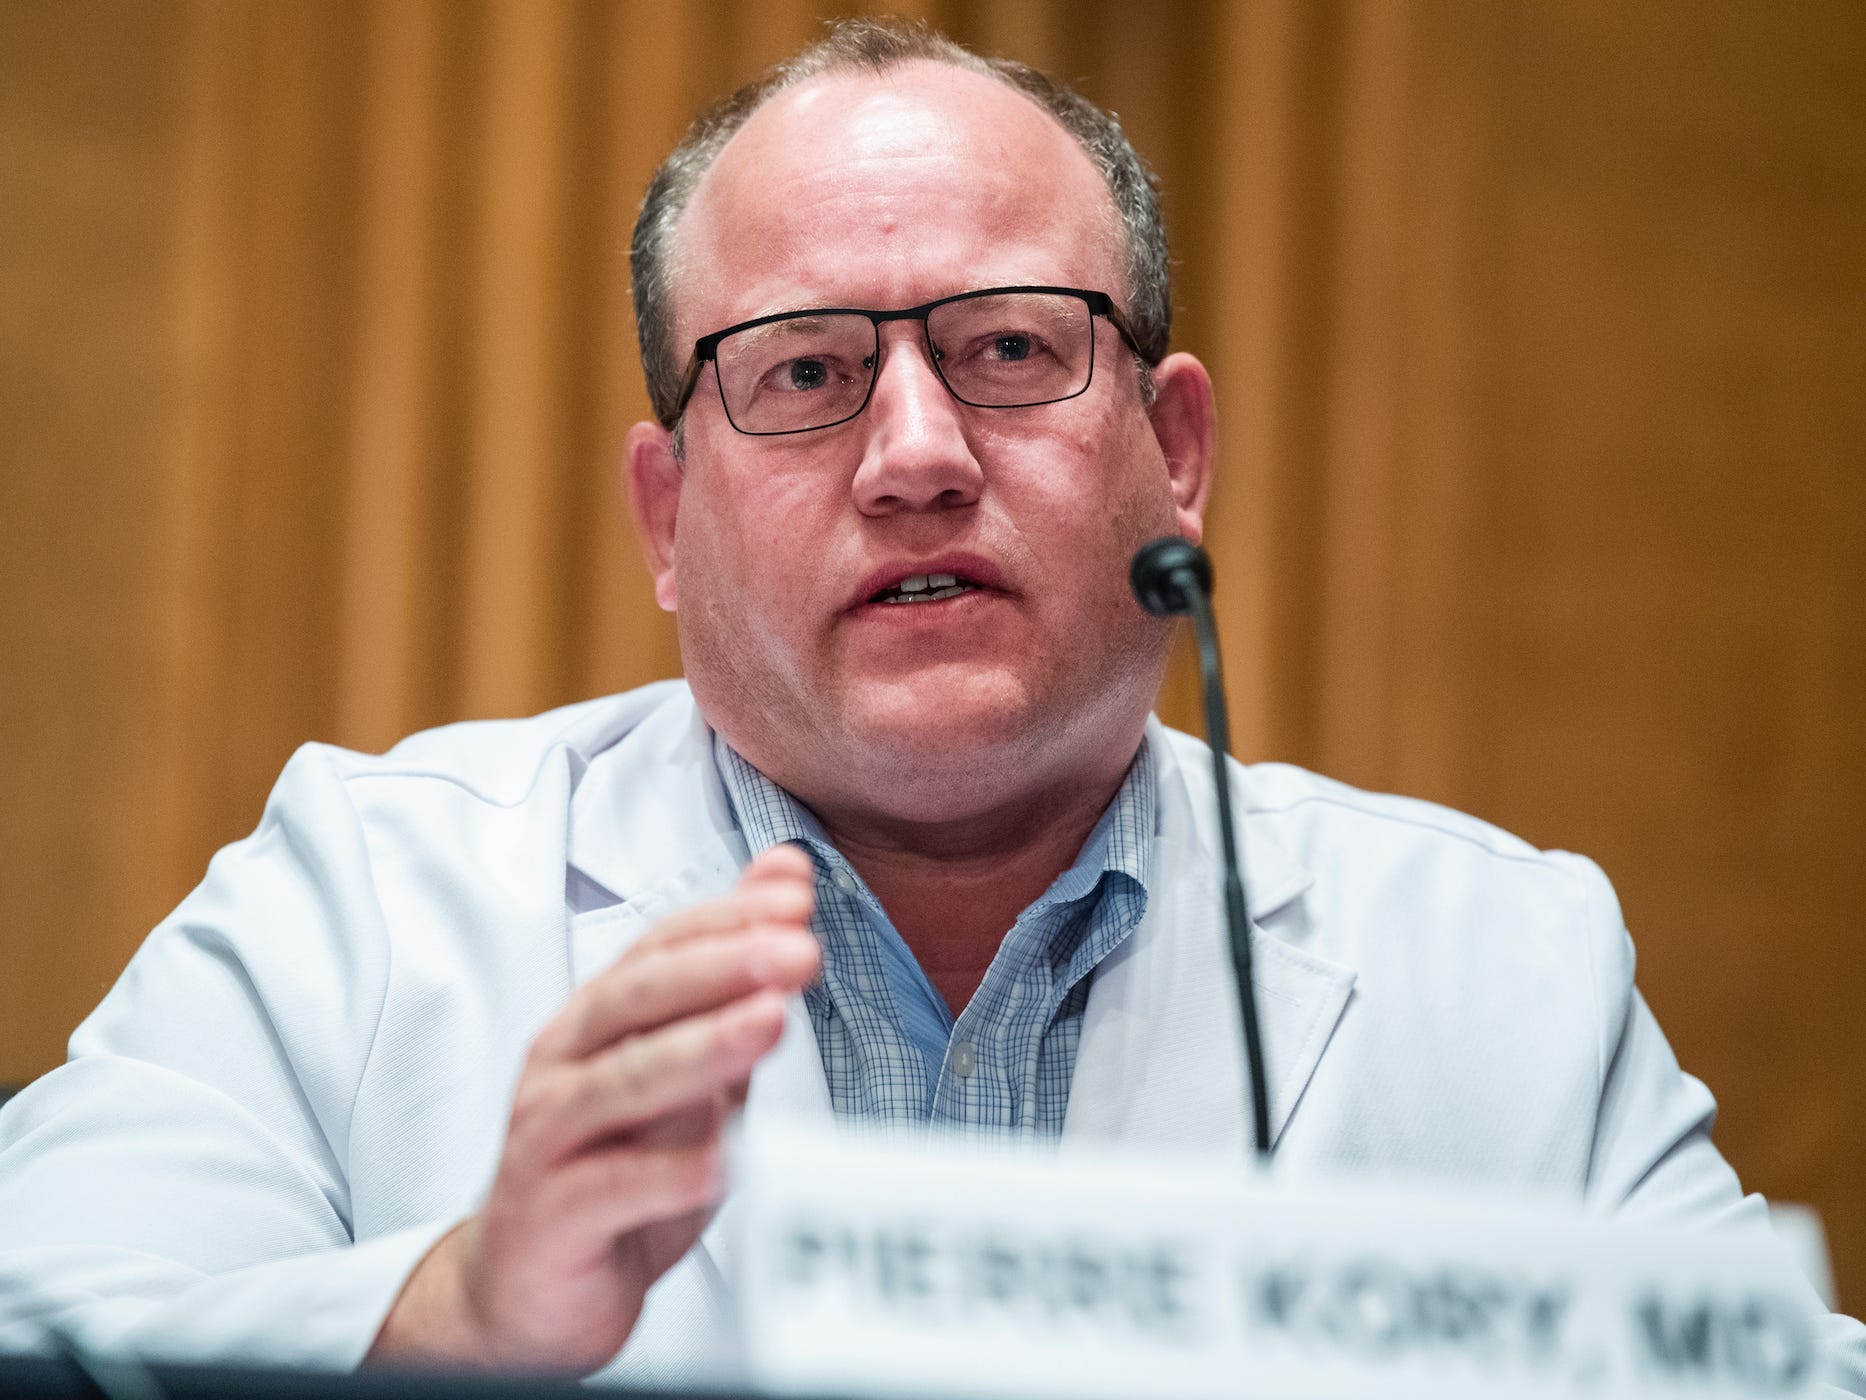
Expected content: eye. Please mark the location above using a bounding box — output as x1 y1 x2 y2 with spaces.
757 353 859 396
990 333 1033 362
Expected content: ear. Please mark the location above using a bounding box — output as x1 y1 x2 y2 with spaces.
624 420 683 611
1146 352 1216 544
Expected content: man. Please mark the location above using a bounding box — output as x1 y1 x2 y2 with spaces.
1 18 1861 1393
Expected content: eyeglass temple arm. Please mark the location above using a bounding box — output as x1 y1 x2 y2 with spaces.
1100 300 1149 361
667 351 712 426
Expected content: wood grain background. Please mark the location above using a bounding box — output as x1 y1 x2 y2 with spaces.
2 0 1861 1309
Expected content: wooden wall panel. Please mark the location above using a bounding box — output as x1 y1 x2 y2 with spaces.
576 0 697 702
129 0 368 949
337 0 446 751
1469 0 1866 1311
460 0 575 721
1204 0 1305 758
1236 0 1866 1306
1 0 1860 1311
0 0 187 1091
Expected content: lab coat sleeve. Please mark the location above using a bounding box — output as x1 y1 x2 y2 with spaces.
1562 851 1866 1395
0 743 456 1368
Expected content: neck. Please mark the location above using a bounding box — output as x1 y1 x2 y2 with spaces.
804 749 1137 1015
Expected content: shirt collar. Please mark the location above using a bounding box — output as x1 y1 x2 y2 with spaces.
714 736 833 859
713 733 1155 910
1047 738 1154 907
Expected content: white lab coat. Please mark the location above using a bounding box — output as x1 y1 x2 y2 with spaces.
0 680 1859 1390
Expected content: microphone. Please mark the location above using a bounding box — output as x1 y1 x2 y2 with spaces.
1130 538 1272 1161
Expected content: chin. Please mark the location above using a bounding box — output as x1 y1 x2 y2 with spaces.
830 670 1131 812
843 668 1033 743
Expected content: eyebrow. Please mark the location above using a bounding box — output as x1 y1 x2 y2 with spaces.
737 313 851 338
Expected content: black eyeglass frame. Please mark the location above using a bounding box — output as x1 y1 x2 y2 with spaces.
668 285 1148 436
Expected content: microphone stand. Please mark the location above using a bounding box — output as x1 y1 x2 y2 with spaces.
1131 538 1272 1161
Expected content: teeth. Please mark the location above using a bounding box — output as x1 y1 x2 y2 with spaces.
872 572 980 604
883 582 974 604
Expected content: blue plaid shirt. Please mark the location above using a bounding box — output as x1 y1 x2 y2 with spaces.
717 735 1154 1139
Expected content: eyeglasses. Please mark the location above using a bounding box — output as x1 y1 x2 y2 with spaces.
670 285 1146 436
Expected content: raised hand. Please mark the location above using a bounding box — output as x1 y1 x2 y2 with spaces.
367 845 819 1373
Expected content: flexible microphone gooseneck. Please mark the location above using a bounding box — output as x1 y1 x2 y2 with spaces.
1130 537 1272 1161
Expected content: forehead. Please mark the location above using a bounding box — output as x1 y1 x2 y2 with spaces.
674 62 1123 333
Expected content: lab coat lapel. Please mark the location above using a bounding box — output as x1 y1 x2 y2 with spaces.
568 899 827 1360
697 991 833 1294
1063 730 1356 1154
559 691 831 1319
564 693 745 984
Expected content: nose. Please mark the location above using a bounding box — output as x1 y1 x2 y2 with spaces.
850 325 984 517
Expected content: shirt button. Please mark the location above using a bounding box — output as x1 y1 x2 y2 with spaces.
951 1042 975 1078
830 868 858 893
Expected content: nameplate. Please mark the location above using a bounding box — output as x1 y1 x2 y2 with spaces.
733 1124 1826 1399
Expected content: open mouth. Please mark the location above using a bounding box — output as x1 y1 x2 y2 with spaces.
869 572 984 605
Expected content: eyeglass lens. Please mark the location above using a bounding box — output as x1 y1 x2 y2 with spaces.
713 291 1097 435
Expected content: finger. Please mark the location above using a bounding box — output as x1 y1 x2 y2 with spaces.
632 880 813 952
626 1084 747 1150
622 1085 736 1153
544 1138 728 1243
631 858 815 955
543 990 790 1157
736 843 815 889
536 849 816 1061
486 1133 726 1266
550 922 818 1061
722 1078 752 1118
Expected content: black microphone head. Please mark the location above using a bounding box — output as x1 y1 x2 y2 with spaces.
1130 536 1213 616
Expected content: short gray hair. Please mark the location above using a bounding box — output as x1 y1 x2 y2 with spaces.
630 17 1171 428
